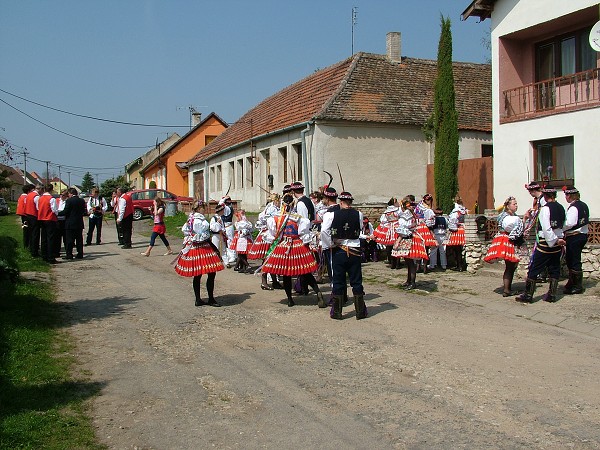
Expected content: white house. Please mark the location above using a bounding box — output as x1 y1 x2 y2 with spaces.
463 0 600 216
187 33 492 212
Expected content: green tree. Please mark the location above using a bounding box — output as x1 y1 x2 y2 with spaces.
432 15 459 213
81 172 95 193
99 175 131 200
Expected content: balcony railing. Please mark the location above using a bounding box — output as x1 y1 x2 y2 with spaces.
501 68 600 123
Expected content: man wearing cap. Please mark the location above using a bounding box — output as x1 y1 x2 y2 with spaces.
516 186 566 303
321 191 367 320
218 195 236 267
523 182 546 235
562 186 589 295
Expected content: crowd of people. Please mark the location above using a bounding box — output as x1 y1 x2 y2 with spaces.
15 179 590 316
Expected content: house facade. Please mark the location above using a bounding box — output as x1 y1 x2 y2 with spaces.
187 34 492 212
125 133 181 191
463 0 599 216
140 113 227 197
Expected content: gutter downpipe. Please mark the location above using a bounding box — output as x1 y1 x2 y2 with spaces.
204 160 209 201
300 122 313 193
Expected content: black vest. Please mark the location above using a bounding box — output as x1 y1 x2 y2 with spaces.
331 208 361 239
537 201 565 232
221 205 233 223
433 216 447 230
298 196 315 221
326 204 340 213
568 200 589 231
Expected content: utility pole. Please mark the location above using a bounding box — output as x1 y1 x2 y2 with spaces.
22 148 28 184
45 161 50 184
58 165 62 191
351 6 358 55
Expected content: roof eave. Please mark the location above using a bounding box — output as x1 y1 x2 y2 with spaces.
461 0 496 21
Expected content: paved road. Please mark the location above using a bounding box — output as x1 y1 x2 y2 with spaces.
54 221 600 449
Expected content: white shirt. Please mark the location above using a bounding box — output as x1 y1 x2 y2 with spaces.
537 203 564 247
564 201 589 235
87 196 108 215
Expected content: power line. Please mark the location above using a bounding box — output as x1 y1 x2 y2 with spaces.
0 97 152 149
0 87 190 128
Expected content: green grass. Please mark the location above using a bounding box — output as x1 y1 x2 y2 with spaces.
0 214 105 449
0 215 48 273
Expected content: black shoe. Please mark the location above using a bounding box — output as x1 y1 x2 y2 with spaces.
96 242 101 245
47 259 58 264
75 255 83 259
261 284 274 291
287 298 295 307
404 283 417 290
121 244 132 249
207 298 221 307
62 256 74 260
85 243 91 246
195 298 207 307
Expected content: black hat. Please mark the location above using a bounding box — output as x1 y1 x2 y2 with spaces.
323 186 338 199
290 181 304 191
525 182 542 191
282 184 291 194
541 186 557 194
215 204 225 213
338 191 353 201
562 185 579 195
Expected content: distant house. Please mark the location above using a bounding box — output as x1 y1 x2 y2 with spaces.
462 0 600 215
125 133 181 191
141 112 228 197
49 177 68 193
186 33 492 212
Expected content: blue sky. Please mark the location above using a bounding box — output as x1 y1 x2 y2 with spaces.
1 0 489 185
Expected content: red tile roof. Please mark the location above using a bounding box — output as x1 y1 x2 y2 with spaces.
188 52 491 164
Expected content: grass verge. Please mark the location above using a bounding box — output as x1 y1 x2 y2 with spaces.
0 213 104 449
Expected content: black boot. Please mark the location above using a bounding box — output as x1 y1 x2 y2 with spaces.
516 278 536 303
354 294 367 320
564 270 584 295
502 277 513 297
271 276 283 290
205 273 220 306
331 295 343 320
317 291 326 308
543 278 559 303
563 270 574 294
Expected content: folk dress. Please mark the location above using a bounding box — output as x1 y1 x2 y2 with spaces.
175 213 225 277
484 212 523 264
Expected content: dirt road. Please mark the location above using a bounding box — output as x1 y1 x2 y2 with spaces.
54 221 600 449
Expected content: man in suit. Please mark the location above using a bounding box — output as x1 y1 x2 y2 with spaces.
58 188 86 259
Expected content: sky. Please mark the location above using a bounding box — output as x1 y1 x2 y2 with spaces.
1 0 490 186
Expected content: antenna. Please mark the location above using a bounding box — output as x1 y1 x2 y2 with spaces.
351 6 358 55
176 105 207 129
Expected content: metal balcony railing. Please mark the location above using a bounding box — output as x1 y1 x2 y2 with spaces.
502 68 600 122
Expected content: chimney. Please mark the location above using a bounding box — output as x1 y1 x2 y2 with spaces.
191 110 202 127
386 32 401 63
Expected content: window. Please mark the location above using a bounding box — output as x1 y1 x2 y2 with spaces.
293 143 302 181
536 27 596 81
532 136 574 183
246 157 254 187
210 167 215 192
216 165 222 191
205 135 216 146
481 144 493 158
237 159 244 189
229 161 235 189
279 147 288 183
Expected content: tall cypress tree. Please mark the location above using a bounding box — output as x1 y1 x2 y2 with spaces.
433 16 459 213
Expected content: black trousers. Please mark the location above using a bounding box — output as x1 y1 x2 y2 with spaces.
527 240 562 279
28 215 40 256
87 215 103 244
65 228 84 258
565 233 587 271
331 247 364 296
21 215 31 248
120 215 133 246
55 220 66 257
39 220 57 261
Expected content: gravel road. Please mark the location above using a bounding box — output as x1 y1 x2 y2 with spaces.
54 221 600 449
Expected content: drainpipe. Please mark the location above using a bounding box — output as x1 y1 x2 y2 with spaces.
204 160 209 200
300 122 313 192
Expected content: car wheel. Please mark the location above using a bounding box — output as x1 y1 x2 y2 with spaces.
133 208 144 221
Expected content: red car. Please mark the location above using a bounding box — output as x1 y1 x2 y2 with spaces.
129 189 193 220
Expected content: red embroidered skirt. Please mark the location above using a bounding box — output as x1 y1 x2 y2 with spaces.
484 233 520 263
248 233 270 260
416 222 437 247
373 223 398 246
446 226 466 246
175 241 225 277
391 235 429 260
261 237 318 276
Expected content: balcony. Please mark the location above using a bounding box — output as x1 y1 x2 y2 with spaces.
501 68 600 123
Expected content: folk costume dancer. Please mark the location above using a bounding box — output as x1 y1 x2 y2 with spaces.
562 186 589 295
484 196 524 297
249 193 282 290
17 184 32 248
37 184 59 264
413 193 437 273
523 181 548 283
516 187 566 303
428 208 448 271
261 194 322 308
290 181 321 298
359 217 376 262
373 197 400 269
447 196 467 271
86 188 107 245
392 197 428 290
229 210 253 273
25 184 42 257
174 201 224 307
321 191 367 320
219 195 236 268
209 203 228 263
